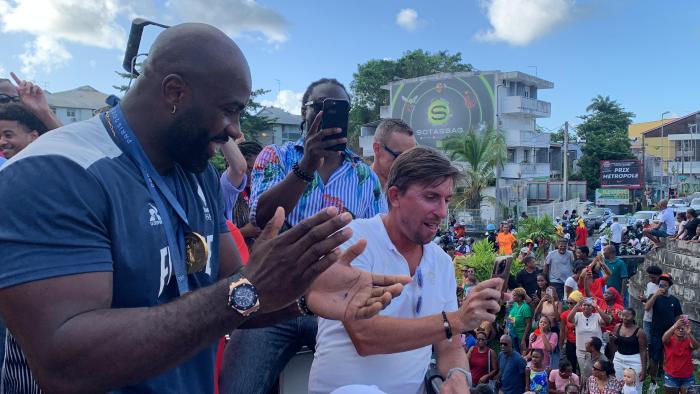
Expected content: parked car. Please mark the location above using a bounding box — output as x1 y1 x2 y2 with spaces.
690 198 700 211
600 214 633 230
630 210 659 226
668 198 689 213
583 207 613 229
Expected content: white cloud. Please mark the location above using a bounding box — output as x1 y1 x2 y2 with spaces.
261 90 303 115
474 0 573 46
0 64 5 76
0 0 126 76
168 0 289 43
396 8 419 31
0 0 289 77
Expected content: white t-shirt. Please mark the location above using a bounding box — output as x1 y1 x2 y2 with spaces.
574 312 603 351
564 276 578 292
643 282 659 322
660 208 676 235
611 222 623 243
309 215 459 394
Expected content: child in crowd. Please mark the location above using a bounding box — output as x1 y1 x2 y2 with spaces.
622 368 638 394
662 317 699 393
525 349 549 394
548 359 580 394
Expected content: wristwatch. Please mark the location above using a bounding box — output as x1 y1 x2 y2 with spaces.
227 273 260 316
446 367 472 386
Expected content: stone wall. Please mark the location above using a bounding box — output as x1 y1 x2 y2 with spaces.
629 240 700 336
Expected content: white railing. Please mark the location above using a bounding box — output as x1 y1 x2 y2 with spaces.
505 130 550 147
502 96 551 118
526 198 583 219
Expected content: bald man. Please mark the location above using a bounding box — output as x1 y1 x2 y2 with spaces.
0 23 407 393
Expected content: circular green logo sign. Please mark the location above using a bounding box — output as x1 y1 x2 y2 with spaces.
427 98 450 125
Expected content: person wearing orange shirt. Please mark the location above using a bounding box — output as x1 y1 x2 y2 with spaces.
497 224 517 255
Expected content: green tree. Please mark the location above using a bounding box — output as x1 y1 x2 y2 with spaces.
443 128 506 209
348 49 472 149
576 95 635 192
549 125 576 143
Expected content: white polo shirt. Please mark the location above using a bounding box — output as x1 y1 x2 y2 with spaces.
309 215 458 394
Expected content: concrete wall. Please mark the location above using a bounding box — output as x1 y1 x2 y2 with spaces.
629 240 700 336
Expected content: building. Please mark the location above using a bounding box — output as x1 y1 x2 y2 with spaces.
630 112 700 197
254 107 303 146
358 70 554 218
45 86 109 125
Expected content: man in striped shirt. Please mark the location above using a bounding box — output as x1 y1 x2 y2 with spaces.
221 78 386 394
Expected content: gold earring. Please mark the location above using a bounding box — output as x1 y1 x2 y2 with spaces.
171 105 177 114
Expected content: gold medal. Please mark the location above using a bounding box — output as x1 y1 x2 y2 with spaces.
185 232 209 274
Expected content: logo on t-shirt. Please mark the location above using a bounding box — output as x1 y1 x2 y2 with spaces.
196 183 212 222
148 203 163 226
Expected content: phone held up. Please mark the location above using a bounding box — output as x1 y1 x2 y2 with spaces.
320 98 349 152
491 256 513 295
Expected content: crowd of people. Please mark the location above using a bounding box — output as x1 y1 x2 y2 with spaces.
0 22 697 394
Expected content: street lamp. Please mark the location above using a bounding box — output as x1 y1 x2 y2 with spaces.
661 111 670 197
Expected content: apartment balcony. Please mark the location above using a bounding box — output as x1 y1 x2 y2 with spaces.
501 163 551 179
379 105 391 119
505 130 551 148
668 161 700 175
501 96 551 118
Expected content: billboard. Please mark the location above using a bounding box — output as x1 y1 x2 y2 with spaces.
388 75 495 148
600 159 643 189
595 188 630 205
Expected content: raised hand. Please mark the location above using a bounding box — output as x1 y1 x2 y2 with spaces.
242 206 353 313
298 111 346 173
10 72 61 130
306 239 411 321
453 278 505 332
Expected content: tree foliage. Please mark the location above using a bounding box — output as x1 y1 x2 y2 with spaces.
576 95 635 191
348 49 472 148
549 125 576 143
443 128 506 210
515 214 559 259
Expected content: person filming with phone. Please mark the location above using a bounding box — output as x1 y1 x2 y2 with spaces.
222 78 387 393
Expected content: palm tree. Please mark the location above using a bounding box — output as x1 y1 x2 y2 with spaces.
586 95 622 114
443 128 506 209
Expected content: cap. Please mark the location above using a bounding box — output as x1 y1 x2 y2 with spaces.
659 273 673 286
568 290 583 302
525 239 533 244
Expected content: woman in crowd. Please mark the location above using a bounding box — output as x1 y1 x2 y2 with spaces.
600 287 624 358
535 286 562 334
526 349 549 394
609 308 646 393
585 360 623 394
560 291 583 374
467 331 498 388
662 318 699 394
567 298 612 379
531 273 550 307
461 266 479 298
548 359 580 394
527 316 559 368
509 288 533 353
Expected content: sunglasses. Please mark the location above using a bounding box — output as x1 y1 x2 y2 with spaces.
499 342 510 346
303 98 327 112
477 337 487 342
592 366 604 372
382 144 402 159
0 94 20 104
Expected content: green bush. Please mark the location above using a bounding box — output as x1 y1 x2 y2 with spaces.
454 239 522 284
515 215 559 259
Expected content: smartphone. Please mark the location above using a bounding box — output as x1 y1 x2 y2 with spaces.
491 256 513 294
320 98 349 151
584 297 593 304
681 315 689 325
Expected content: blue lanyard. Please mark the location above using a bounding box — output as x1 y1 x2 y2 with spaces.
101 105 191 294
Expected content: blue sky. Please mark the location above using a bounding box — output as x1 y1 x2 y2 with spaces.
1 0 698 132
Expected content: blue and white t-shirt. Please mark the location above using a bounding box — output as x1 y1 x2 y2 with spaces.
0 116 228 393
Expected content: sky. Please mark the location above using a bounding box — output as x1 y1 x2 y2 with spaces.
1 0 699 133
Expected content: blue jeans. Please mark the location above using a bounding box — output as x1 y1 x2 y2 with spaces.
219 315 318 394
643 321 652 345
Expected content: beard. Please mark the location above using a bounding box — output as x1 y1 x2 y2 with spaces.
165 108 224 173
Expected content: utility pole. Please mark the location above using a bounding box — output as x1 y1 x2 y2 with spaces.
563 121 569 202
661 111 670 197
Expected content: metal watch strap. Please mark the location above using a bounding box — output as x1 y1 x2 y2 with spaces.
446 367 472 386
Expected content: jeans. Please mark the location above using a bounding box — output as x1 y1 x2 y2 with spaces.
643 321 652 345
219 315 318 394
551 282 565 302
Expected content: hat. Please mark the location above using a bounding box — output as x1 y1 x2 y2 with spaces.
525 239 533 245
568 290 583 302
486 223 496 231
520 247 531 254
659 273 673 286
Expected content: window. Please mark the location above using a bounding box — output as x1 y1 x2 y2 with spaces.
507 149 516 163
524 86 531 98
66 109 76 118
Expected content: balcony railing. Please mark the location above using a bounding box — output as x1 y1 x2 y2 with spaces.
501 96 551 118
501 163 550 178
505 130 551 147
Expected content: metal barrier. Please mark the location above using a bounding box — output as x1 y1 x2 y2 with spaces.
526 198 583 219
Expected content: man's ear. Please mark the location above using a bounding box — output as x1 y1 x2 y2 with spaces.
161 73 190 111
386 185 401 209
28 130 40 142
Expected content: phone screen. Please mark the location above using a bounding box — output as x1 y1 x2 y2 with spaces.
491 256 512 294
320 98 349 151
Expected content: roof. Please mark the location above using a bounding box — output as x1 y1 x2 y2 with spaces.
45 86 109 110
628 118 677 139
257 107 302 125
642 111 699 138
381 70 554 90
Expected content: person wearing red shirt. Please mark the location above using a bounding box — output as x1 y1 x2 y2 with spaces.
575 219 588 253
662 318 699 392
580 256 611 303
600 287 624 359
560 291 583 374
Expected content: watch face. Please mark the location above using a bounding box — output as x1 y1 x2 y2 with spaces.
231 284 258 310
